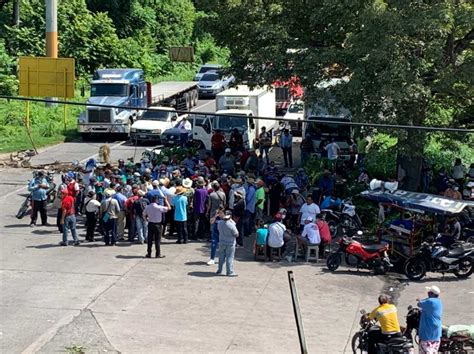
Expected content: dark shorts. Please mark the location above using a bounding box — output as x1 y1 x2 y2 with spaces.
255 208 264 222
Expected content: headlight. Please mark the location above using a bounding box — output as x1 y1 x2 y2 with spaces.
78 119 85 124
151 129 161 134
130 128 136 132
115 119 123 124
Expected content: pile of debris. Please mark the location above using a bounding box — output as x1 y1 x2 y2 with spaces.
2 150 37 168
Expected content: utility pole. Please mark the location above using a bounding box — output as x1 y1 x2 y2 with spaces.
45 0 58 106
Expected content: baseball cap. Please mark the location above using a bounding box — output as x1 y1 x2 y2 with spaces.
223 210 232 219
426 285 441 295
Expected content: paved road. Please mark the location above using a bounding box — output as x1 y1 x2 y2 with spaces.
1 136 473 352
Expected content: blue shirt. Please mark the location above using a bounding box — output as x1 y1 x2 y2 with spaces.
146 188 165 204
280 133 293 148
172 195 188 221
245 185 256 213
28 178 49 201
113 192 127 210
418 298 443 341
256 227 268 245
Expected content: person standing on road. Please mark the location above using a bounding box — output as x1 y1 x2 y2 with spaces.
255 179 266 226
216 210 238 277
177 116 192 147
59 190 80 246
143 195 169 258
28 171 50 227
257 126 272 164
113 185 127 241
99 189 120 246
325 138 341 173
84 190 101 242
280 129 293 168
417 286 443 354
193 178 209 239
298 195 320 232
172 186 189 244
134 190 149 243
300 134 314 166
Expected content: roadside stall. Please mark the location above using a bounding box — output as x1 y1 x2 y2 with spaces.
360 187 474 265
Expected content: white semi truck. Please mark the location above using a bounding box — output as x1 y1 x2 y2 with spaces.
77 68 198 139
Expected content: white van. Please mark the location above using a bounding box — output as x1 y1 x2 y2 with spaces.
130 107 185 143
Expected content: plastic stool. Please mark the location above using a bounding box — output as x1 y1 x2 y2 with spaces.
306 244 319 262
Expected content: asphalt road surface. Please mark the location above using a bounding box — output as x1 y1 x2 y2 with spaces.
1 117 473 352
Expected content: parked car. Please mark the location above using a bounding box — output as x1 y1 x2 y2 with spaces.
130 107 185 143
197 71 235 97
193 63 222 81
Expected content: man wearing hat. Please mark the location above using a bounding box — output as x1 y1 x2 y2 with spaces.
172 186 189 244
296 216 320 254
219 148 235 175
84 190 101 242
216 210 239 276
28 170 50 227
133 190 149 243
417 286 443 354
257 126 272 164
99 189 120 246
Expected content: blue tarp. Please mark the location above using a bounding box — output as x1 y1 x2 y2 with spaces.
361 189 474 215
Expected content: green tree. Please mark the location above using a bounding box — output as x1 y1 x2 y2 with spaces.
209 0 473 190
0 40 18 95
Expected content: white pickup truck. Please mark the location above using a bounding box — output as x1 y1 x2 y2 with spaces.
130 107 186 144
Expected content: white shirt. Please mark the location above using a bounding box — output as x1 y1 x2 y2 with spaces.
179 120 192 131
299 203 320 225
84 197 101 213
267 222 286 248
302 223 321 244
325 142 340 160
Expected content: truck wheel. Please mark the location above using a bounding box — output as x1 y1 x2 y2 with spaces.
183 93 191 110
192 89 198 106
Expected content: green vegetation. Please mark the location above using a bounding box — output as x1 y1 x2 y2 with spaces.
0 0 229 153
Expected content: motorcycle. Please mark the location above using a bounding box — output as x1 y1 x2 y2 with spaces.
352 309 414 353
320 197 363 238
404 305 474 353
326 232 392 275
404 242 473 280
16 171 56 219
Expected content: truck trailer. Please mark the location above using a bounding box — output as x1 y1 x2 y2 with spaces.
77 68 198 139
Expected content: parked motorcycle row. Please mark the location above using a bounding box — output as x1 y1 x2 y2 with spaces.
352 306 474 353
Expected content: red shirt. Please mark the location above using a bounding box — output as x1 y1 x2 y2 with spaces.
125 195 139 216
61 195 75 216
205 157 216 169
316 219 331 243
211 133 226 149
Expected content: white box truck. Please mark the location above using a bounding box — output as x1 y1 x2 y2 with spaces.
213 85 276 148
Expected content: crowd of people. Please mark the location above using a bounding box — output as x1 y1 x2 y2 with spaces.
26 129 335 277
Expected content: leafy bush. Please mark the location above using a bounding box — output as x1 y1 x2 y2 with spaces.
0 40 18 96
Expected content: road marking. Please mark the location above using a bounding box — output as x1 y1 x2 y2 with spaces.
2 141 126 199
191 100 215 112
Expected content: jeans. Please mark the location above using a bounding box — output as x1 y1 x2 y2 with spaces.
282 147 293 167
62 215 79 243
210 223 219 260
194 212 207 239
147 222 162 256
104 218 117 245
243 210 255 237
116 210 126 239
259 146 270 163
85 211 97 241
135 217 148 242
217 243 236 275
176 220 188 243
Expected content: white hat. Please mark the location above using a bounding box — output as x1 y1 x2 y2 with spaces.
225 148 231 153
426 285 441 295
183 178 193 188
152 180 160 186
305 216 313 222
292 189 299 194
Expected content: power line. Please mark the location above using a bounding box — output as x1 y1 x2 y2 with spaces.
1 95 472 134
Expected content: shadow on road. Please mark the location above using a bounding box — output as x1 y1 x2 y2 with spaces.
26 244 63 249
116 255 144 259
187 271 217 278
184 261 208 266
4 224 32 228
31 229 55 235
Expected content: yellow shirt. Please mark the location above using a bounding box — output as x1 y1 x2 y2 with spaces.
368 303 401 334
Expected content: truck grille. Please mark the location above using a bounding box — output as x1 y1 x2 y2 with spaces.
88 109 111 123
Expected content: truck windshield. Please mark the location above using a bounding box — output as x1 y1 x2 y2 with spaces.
216 115 248 131
91 84 128 97
306 117 351 139
141 110 170 121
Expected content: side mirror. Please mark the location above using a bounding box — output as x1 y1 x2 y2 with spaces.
250 123 255 130
171 116 177 121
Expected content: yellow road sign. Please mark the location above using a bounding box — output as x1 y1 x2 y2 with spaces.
19 57 75 98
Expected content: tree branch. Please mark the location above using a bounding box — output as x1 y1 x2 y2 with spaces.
454 28 474 56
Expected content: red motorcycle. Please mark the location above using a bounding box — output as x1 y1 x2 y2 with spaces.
326 232 392 275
